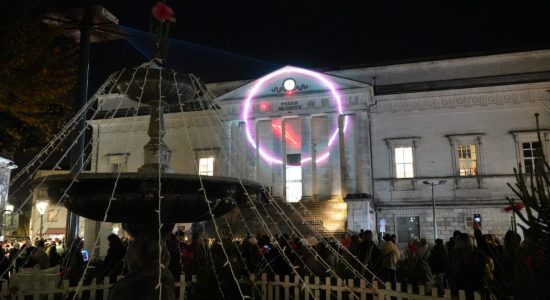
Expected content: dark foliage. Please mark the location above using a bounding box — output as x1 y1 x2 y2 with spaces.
0 0 77 153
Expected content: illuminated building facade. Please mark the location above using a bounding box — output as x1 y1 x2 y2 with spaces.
35 49 550 255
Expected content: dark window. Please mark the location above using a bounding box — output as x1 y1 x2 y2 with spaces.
522 141 543 173
287 154 301 166
396 216 420 244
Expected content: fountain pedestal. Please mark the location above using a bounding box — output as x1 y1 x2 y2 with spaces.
138 100 172 173
110 223 176 300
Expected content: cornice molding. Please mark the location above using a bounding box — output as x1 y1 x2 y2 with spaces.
372 88 549 114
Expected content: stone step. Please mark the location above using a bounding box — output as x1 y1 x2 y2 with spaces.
209 199 348 240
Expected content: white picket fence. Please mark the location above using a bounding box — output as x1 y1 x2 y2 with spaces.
250 273 482 300
0 272 481 300
0 273 189 300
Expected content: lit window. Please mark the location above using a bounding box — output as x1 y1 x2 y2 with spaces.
458 144 477 176
394 147 414 178
447 134 483 178
198 157 214 176
522 141 542 173
285 154 302 202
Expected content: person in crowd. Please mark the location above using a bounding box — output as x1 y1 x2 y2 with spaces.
498 230 521 278
347 235 360 258
379 233 400 287
400 239 432 289
429 239 450 296
60 238 85 286
446 230 461 259
166 232 182 281
22 246 38 269
47 243 61 267
358 230 381 279
341 233 352 249
31 240 49 270
405 240 418 259
416 238 430 260
0 241 10 280
8 242 19 262
240 236 260 273
182 233 202 278
296 236 324 276
54 238 65 256
452 231 495 299
100 233 126 280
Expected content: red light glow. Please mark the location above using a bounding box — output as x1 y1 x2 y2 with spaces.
271 120 300 147
259 101 270 112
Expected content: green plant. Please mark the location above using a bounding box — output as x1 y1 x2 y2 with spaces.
505 113 550 299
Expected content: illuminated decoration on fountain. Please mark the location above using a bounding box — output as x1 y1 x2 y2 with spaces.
242 66 348 165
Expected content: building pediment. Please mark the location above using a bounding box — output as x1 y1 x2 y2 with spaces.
216 66 372 102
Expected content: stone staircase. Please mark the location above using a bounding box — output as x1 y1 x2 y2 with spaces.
215 199 348 239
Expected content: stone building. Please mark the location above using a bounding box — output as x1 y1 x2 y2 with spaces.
0 156 17 238
208 49 550 243
33 49 550 253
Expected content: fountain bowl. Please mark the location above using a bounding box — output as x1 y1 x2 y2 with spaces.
38 173 266 223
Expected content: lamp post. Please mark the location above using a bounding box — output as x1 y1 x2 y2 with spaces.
36 201 48 238
43 6 125 248
423 180 447 240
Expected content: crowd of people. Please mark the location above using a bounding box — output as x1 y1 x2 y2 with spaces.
0 234 128 288
219 223 534 299
0 238 64 277
0 223 536 299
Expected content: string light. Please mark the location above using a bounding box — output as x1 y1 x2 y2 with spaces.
6 64 384 300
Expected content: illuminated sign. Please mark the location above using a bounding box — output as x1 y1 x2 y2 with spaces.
278 101 302 111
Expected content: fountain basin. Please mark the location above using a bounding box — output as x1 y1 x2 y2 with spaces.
39 173 265 223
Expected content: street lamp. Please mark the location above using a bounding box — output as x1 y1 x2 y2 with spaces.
36 201 49 238
423 180 447 240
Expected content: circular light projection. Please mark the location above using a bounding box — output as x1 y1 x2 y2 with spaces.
242 66 348 165
283 78 296 91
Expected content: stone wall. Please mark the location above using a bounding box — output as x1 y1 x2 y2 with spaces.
377 206 513 244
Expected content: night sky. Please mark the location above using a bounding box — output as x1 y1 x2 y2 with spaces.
53 0 550 87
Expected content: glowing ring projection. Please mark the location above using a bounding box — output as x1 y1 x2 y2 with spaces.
242 66 348 165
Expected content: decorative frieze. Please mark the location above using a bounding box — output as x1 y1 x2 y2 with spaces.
221 91 371 119
373 89 549 114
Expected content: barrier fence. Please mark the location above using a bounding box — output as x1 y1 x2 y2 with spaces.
1 272 481 300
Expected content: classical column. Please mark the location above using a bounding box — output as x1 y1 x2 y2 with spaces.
282 118 288 200
311 120 318 200
245 120 257 181
340 114 357 195
328 113 342 199
355 111 370 194
272 118 284 200
237 120 256 180
221 120 233 177
236 121 245 179
301 115 314 201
